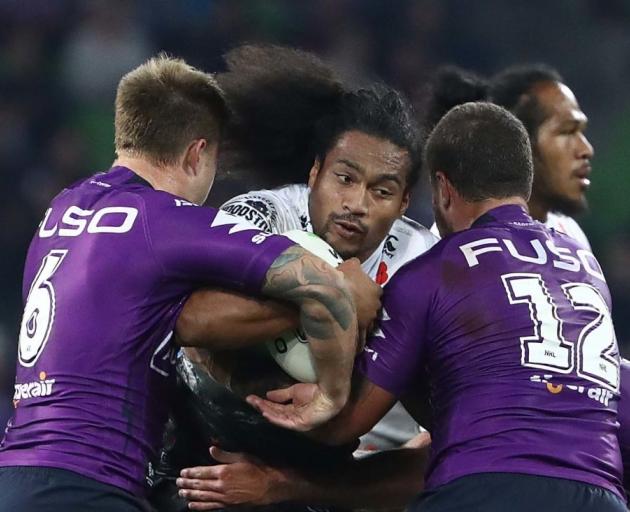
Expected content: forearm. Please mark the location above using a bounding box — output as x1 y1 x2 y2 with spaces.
299 296 357 406
277 444 429 509
262 246 358 408
176 288 299 350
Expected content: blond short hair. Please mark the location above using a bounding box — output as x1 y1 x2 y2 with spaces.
114 54 228 165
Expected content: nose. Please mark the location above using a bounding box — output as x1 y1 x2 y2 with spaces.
577 132 594 160
342 184 369 216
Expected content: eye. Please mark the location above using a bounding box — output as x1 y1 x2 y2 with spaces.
335 173 353 184
374 188 394 198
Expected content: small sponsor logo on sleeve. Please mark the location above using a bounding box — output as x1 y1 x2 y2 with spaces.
13 371 55 402
221 197 277 231
174 199 197 207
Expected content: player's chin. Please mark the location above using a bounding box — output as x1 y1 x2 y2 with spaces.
552 191 588 216
567 193 589 214
327 236 362 260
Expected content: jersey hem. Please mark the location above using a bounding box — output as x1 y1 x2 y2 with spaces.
0 455 146 496
427 465 625 502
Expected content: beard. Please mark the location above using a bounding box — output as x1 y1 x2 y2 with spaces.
547 191 588 217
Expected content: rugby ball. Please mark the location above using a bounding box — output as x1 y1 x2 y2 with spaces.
266 230 343 383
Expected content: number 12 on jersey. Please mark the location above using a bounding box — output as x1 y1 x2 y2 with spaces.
502 273 619 391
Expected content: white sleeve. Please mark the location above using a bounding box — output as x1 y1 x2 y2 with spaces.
430 222 441 239
220 191 291 234
545 213 592 251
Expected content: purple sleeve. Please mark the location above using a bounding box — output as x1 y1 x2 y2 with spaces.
145 196 295 294
619 358 630 490
355 259 434 397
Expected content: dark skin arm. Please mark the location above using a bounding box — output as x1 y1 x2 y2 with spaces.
174 258 381 352
175 289 299 350
177 435 430 510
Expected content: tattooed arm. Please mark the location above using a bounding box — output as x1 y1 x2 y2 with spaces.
252 245 358 430
175 259 379 352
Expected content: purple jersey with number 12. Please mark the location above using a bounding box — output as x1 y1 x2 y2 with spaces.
0 166 294 496
357 205 624 499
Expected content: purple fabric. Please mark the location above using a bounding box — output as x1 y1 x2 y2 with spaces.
0 166 294 496
357 205 624 499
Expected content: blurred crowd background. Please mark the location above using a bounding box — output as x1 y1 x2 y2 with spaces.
1 0 629 426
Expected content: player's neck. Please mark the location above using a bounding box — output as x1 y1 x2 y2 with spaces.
465 196 529 229
527 197 548 223
113 154 195 203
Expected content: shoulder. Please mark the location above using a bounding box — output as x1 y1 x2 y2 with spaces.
385 236 445 296
545 212 591 250
392 217 439 248
220 184 307 233
383 216 439 263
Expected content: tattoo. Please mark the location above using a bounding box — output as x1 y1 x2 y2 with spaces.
262 246 354 338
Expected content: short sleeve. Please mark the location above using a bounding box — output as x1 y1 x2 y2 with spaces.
144 194 295 294
355 258 435 397
220 192 286 233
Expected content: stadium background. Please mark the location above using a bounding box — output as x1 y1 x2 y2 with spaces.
1 0 629 428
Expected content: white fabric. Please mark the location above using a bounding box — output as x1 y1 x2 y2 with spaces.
545 211 592 250
221 184 438 449
222 184 438 286
430 212 591 249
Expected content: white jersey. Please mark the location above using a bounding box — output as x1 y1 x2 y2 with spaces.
430 212 592 250
545 211 591 250
221 184 438 449
221 184 438 287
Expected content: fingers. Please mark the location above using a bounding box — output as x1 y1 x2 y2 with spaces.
337 257 361 272
266 386 295 403
180 466 220 479
209 446 245 464
247 396 304 430
177 488 225 510
177 477 222 491
357 328 367 353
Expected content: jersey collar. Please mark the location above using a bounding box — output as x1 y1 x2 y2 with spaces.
471 204 535 229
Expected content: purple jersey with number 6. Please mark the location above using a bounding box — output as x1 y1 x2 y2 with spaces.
0 166 294 496
357 205 624 499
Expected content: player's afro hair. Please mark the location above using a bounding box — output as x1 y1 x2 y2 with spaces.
422 65 490 133
217 44 421 189
216 44 344 187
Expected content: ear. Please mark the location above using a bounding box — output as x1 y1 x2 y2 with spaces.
399 189 411 216
307 158 322 188
183 139 208 176
434 171 452 209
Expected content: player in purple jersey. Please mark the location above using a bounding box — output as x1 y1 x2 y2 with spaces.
0 55 360 512
245 102 626 511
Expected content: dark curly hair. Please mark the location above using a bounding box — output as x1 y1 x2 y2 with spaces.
490 64 563 139
217 44 422 189
421 65 489 133
421 64 564 142
313 85 423 189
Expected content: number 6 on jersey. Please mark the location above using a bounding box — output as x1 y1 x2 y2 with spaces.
18 250 67 367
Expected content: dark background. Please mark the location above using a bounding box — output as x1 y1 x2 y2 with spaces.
1 0 629 426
